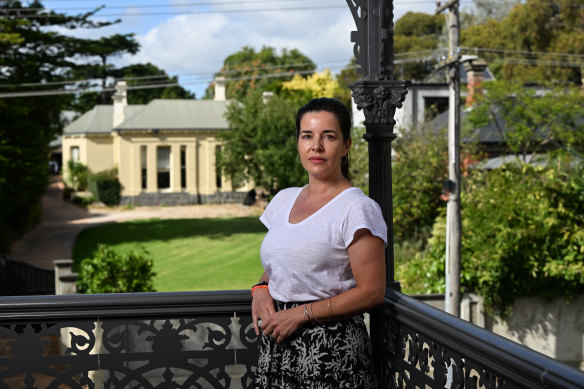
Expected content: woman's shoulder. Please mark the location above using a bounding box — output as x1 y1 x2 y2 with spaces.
340 187 383 214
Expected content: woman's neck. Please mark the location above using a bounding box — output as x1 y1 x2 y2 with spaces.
306 175 352 198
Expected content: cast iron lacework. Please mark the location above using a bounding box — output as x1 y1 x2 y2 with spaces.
381 316 518 389
0 313 259 389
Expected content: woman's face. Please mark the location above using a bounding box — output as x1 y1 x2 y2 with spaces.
297 110 351 181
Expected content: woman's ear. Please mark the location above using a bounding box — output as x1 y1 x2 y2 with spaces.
344 138 352 154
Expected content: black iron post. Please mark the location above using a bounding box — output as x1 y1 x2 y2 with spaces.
347 0 408 289
347 0 408 384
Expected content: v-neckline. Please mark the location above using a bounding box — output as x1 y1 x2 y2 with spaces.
287 186 355 225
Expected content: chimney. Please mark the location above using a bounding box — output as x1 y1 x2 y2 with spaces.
214 76 226 101
462 57 488 106
112 81 128 128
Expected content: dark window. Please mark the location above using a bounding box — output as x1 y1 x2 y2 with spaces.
157 146 171 189
141 146 147 190
181 146 186 189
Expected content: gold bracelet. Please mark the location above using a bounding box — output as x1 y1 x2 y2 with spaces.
309 302 322 324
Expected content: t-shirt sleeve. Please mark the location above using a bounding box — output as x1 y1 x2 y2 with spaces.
342 197 388 247
259 189 289 229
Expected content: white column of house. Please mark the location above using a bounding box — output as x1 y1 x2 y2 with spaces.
146 144 157 193
170 143 182 192
130 143 141 196
186 141 197 195
199 138 214 195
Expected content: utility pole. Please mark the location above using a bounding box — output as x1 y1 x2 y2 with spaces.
435 0 461 317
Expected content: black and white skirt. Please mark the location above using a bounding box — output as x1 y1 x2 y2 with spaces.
254 300 378 389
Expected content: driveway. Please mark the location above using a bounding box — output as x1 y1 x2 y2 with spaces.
10 178 261 270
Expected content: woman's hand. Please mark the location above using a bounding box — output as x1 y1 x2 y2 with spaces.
252 287 276 336
260 305 306 343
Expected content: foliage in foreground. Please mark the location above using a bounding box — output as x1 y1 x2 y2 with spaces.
400 161 584 315
77 244 156 294
392 125 449 244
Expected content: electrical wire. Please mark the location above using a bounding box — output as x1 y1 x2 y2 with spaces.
1 4 348 18
1 46 582 98
3 0 336 12
0 68 319 98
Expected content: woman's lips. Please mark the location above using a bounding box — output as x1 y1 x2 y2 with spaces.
309 157 325 163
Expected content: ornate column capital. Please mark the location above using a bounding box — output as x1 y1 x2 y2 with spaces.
350 80 409 127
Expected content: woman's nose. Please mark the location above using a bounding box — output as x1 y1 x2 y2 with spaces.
312 139 323 151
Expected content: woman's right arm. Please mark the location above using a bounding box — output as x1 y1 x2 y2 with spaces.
251 272 275 336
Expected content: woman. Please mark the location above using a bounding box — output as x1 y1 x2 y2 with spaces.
252 97 386 388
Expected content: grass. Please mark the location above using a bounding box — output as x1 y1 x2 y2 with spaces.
72 217 266 292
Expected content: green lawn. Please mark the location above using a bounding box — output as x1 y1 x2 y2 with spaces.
72 217 266 292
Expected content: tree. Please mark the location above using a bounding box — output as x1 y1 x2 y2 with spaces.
205 46 316 101
461 0 584 84
74 33 140 104
466 80 584 162
465 0 521 25
0 1 120 253
336 57 360 107
282 69 346 104
403 161 584 315
70 63 194 113
392 125 449 245
216 91 306 195
394 12 445 80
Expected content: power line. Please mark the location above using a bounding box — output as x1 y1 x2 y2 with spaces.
1 46 582 97
0 68 318 98
1 4 348 18
3 0 332 13
0 59 343 89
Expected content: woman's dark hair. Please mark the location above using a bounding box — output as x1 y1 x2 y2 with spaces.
295 97 352 180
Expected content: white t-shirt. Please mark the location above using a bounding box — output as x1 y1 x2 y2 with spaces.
259 186 387 302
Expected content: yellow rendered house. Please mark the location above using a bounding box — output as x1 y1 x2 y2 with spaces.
62 80 252 205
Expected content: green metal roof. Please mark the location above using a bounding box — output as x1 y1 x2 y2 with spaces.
116 99 231 131
63 99 232 135
63 105 145 135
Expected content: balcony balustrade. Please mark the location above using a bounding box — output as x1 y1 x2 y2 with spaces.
1 289 583 388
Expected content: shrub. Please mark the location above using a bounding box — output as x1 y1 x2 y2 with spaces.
67 160 90 191
88 169 121 206
400 159 584 315
77 244 156 294
392 125 449 245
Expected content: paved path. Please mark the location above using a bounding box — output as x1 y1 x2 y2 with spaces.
10 178 260 270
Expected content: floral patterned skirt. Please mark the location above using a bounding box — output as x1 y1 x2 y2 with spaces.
254 300 378 389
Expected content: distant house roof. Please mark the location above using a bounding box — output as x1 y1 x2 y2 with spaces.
63 105 145 135
426 109 506 145
474 154 548 169
116 99 232 131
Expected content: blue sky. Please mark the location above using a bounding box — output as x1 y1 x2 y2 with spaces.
44 0 441 98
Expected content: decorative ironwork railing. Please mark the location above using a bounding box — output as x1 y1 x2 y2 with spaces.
0 290 259 389
376 289 584 389
1 290 583 389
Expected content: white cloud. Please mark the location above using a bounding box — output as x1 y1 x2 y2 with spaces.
112 2 434 97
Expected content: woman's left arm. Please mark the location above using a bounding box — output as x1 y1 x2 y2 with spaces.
328 228 387 315
260 228 385 342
